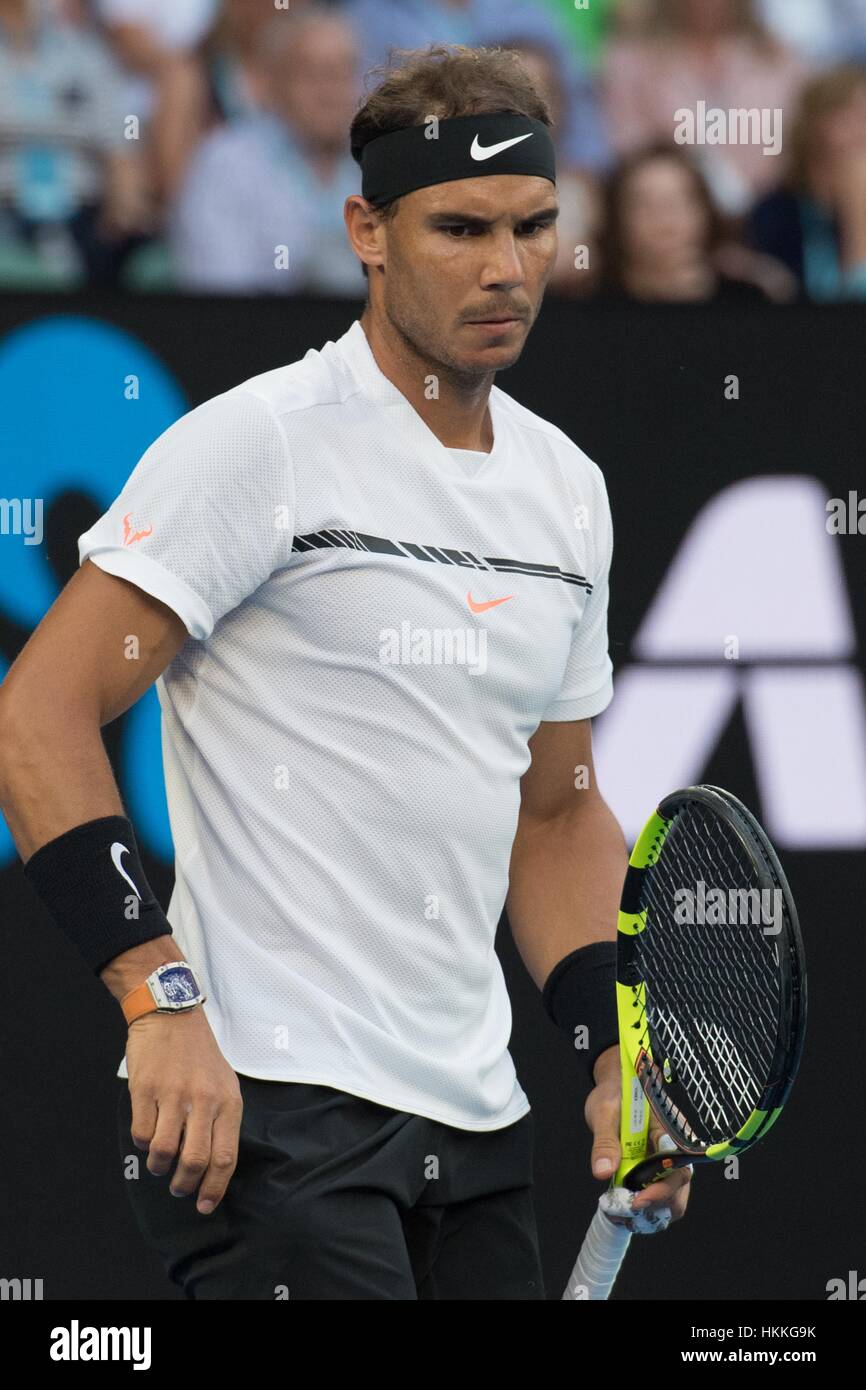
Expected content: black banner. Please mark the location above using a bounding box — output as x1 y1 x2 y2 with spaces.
1 295 863 1302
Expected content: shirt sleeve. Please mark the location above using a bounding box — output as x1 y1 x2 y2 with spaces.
540 467 614 722
77 388 295 640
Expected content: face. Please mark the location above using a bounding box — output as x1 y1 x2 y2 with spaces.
269 20 358 147
816 85 866 160
362 175 558 378
618 158 709 269
674 0 739 37
225 0 275 42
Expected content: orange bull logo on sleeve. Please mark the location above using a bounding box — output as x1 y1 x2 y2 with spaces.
122 512 153 547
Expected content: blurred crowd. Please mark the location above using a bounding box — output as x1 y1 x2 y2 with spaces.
2 0 866 301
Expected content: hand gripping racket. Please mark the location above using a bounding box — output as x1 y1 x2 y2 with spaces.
563 784 807 1300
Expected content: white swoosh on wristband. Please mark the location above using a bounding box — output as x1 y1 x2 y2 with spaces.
470 132 533 161
111 841 142 899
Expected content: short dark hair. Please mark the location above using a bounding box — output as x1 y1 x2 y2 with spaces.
349 43 553 279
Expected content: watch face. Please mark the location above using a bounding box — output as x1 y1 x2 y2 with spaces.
158 966 199 1006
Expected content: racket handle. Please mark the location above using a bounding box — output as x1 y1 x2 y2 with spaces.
562 1202 632 1301
563 1134 682 1300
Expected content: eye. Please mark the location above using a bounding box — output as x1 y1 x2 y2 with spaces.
441 224 481 238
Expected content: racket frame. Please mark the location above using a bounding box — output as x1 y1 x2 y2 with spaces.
613 784 807 1193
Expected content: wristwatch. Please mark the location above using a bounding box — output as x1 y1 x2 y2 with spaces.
121 961 206 1026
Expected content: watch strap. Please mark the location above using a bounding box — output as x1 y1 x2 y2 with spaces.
121 981 157 1026
120 961 204 1025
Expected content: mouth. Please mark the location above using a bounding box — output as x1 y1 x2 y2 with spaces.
465 316 524 327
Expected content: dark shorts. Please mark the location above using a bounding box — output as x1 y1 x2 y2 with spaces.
116 1075 546 1300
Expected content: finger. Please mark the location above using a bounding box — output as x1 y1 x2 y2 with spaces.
633 1166 692 1212
642 1182 691 1223
146 1104 184 1177
128 1090 158 1152
194 1097 242 1215
585 1089 622 1180
649 1129 683 1157
588 1114 621 1180
639 1131 693 1203
668 1188 691 1221
634 1164 692 1201
169 1104 217 1199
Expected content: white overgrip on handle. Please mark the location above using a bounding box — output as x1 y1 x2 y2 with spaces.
562 1202 633 1300
562 1135 680 1300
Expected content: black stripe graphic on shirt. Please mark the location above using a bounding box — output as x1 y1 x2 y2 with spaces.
291 529 592 592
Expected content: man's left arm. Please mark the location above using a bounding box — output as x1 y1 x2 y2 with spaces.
506 716 692 1220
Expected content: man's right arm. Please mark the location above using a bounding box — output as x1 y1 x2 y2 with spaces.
0 557 188 1005
0 558 242 1213
0 559 185 856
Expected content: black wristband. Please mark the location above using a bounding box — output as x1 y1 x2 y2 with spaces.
23 815 173 974
542 941 619 1086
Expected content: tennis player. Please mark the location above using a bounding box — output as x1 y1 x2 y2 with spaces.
0 44 690 1299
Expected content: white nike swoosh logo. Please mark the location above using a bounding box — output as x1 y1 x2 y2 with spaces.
111 842 142 899
470 132 534 162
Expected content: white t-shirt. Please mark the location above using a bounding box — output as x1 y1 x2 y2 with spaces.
79 319 614 1130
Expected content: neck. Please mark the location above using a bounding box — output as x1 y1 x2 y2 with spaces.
359 307 495 452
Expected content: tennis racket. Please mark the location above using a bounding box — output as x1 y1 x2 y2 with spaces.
563 784 807 1300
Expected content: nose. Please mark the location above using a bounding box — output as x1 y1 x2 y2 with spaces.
480 231 525 292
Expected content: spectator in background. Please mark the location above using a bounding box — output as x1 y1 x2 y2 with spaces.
203 0 287 124
596 142 776 300
749 65 866 300
0 0 149 287
604 0 809 215
170 5 365 297
126 0 293 217
342 0 611 172
94 0 220 203
504 35 604 295
756 0 866 67
119 0 325 226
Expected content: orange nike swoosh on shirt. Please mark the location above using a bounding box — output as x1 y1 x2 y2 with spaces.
466 591 515 613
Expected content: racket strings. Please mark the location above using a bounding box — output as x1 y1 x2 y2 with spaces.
628 983 759 1142
632 803 785 1145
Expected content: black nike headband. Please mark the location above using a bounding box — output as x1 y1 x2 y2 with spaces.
359 112 556 206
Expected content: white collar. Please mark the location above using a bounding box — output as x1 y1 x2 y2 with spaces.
334 319 503 466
